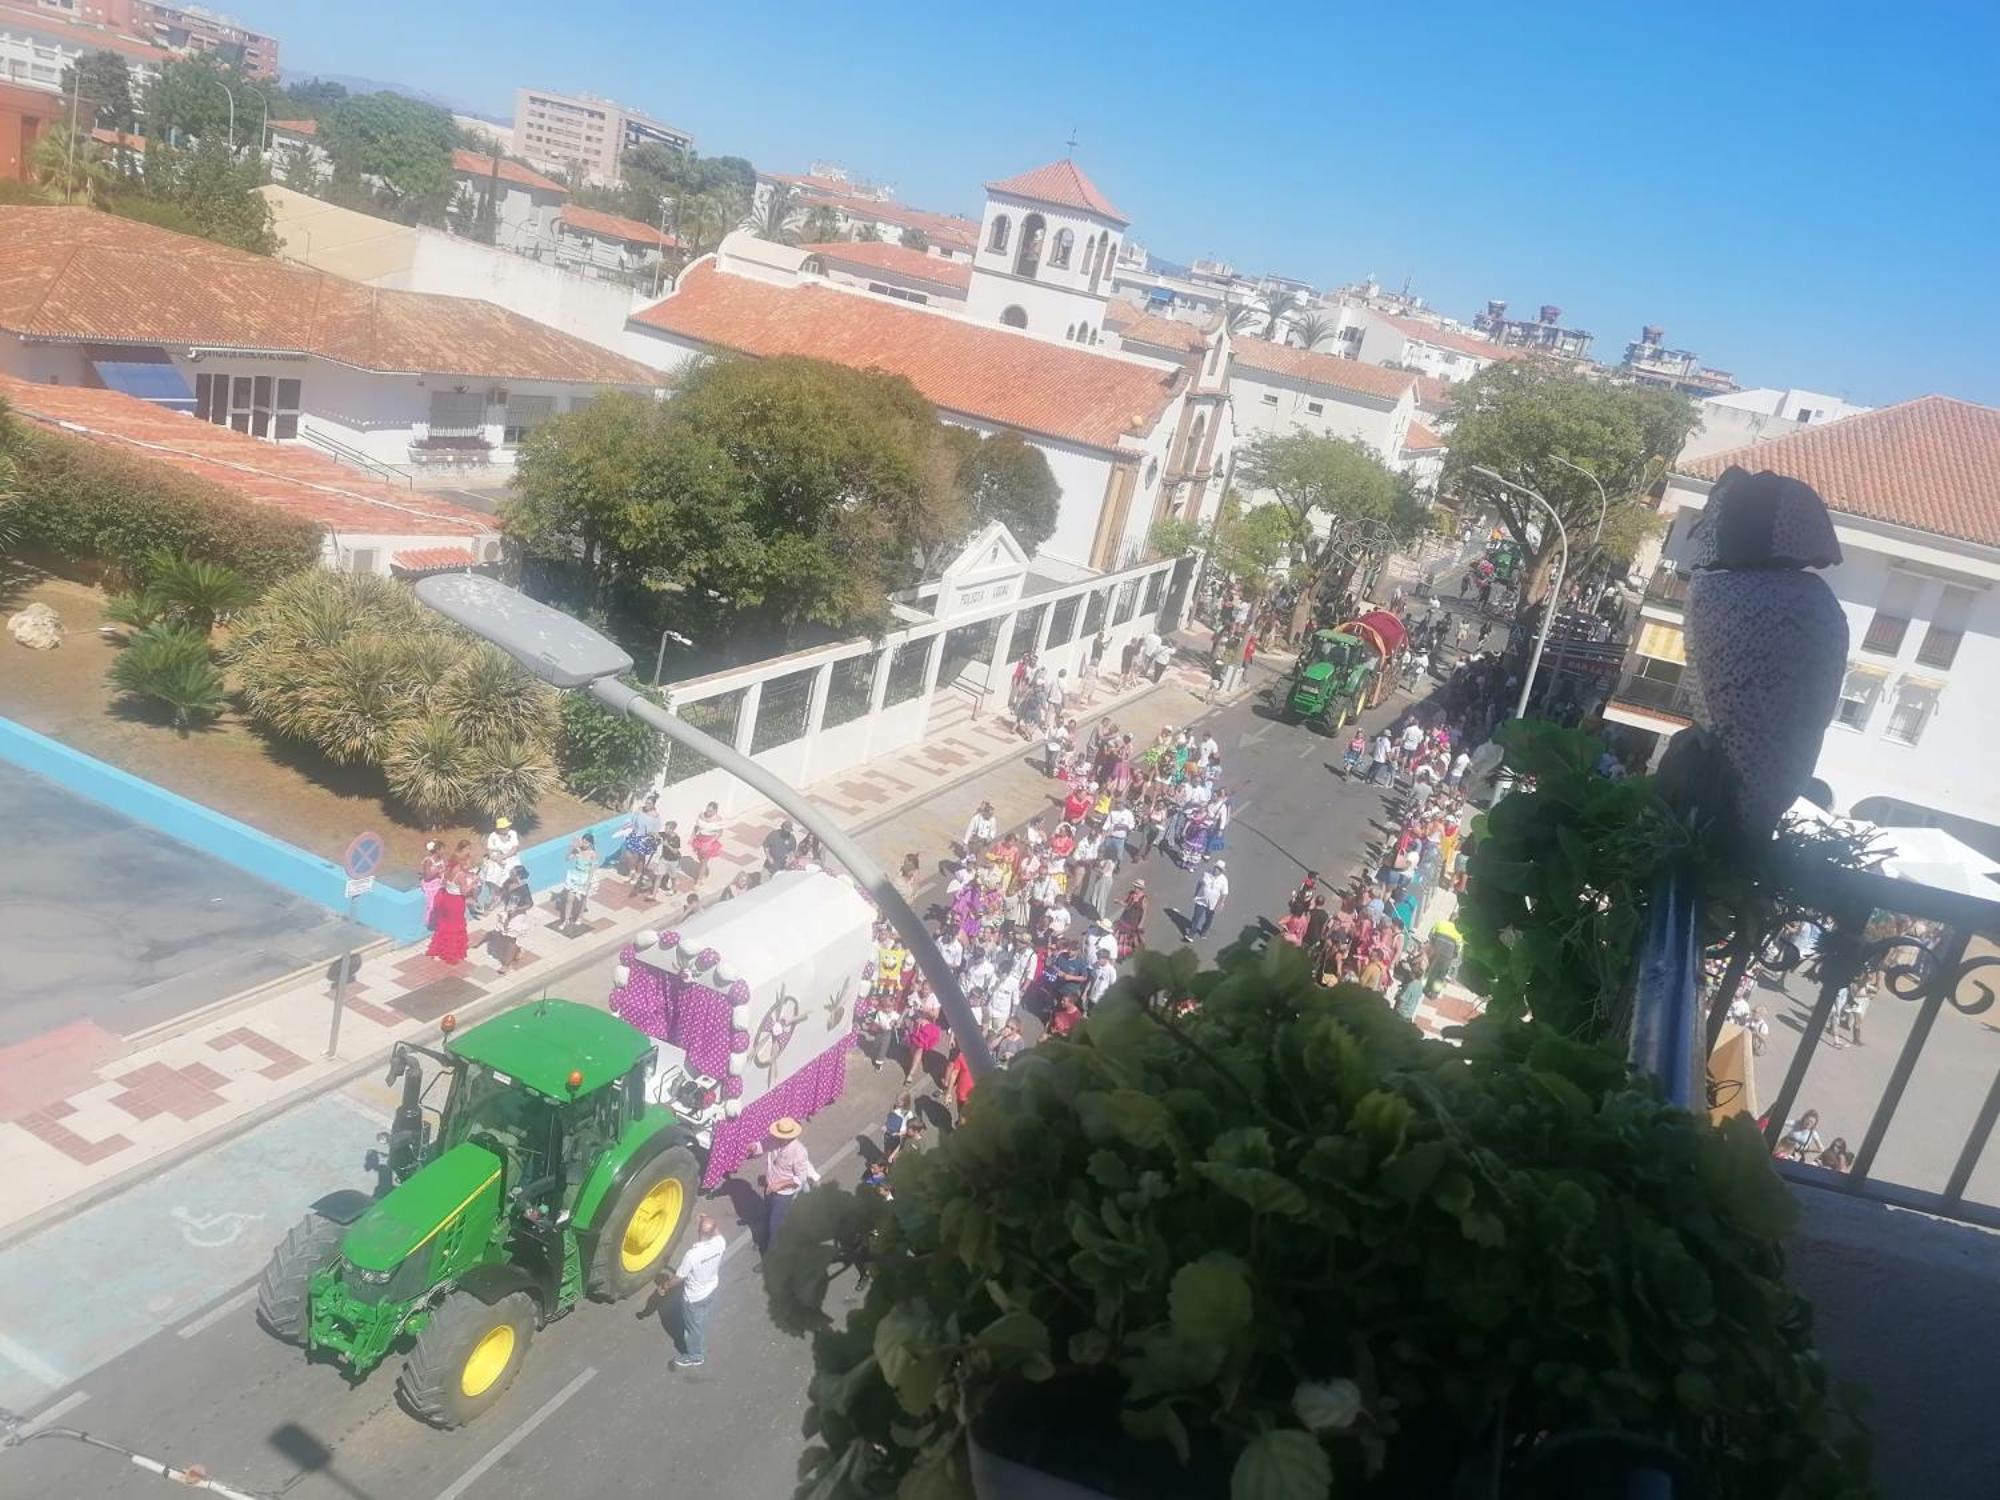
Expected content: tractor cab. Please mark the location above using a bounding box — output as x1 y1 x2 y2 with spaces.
259 999 705 1428
1287 630 1372 728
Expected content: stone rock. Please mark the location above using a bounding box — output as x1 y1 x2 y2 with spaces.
8 602 64 650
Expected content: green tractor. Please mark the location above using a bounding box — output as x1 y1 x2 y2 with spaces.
1284 629 1375 732
256 1000 700 1427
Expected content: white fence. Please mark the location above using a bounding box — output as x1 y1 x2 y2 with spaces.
648 554 1193 822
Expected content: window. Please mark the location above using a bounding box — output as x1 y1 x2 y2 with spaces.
1795 407 1818 424
429 389 486 437
1835 666 1885 731
274 378 301 439
1860 571 1923 657
1066 324 1077 341
1884 679 1940 746
1015 214 1045 277
1144 458 1159 489
1306 400 1324 416
1916 584 1976 670
1260 392 1279 407
1050 228 1073 268
1000 305 1027 329
345 548 378 575
988 215 1011 253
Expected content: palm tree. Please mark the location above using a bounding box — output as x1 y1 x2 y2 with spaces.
436 643 557 749
1258 288 1303 342
144 550 257 635
31 125 113 206
676 192 731 257
742 181 803 245
383 715 476 824
467 735 558 821
109 625 227 734
1290 312 1338 351
800 203 842 243
854 220 883 243
1224 302 1261 336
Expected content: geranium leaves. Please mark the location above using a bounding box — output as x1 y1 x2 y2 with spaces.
1232 1429 1333 1500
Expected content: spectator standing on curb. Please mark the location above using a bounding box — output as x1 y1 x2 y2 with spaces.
1044 717 1071 778
657 1214 724 1370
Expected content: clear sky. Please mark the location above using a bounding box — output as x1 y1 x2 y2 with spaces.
238 0 1997 408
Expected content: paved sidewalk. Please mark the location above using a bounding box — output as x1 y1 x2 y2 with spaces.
0 634 1247 1238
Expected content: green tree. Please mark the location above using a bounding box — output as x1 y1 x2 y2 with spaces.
1213 495 1298 588
799 203 842 242
144 55 269 150
1236 431 1420 631
272 141 324 194
319 91 454 210
61 50 136 133
147 138 276 253
30 125 113 205
1441 363 1698 617
898 225 929 251
743 180 802 244
109 624 226 733
853 220 882 243
1290 311 1337 350
674 190 736 256
1148 516 1203 558
947 429 1059 554
277 78 349 116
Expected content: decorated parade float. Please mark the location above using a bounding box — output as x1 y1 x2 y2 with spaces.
607 869 874 1188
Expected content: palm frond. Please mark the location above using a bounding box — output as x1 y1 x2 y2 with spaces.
382 715 476 825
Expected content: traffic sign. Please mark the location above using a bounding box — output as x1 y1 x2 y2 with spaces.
344 876 375 900
344 831 385 879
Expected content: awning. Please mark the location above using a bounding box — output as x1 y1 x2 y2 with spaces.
1147 287 1173 303
392 547 477 573
90 356 196 412
1635 620 1687 665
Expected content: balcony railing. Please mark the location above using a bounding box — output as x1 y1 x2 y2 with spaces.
1607 671 1699 719
1644 563 1691 606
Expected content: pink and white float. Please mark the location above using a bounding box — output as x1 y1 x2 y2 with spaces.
606 869 875 1189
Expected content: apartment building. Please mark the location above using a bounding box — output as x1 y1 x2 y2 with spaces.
514 86 692 186
1619 325 1735 398
0 2 164 94
23 0 275 76
1604 396 2000 856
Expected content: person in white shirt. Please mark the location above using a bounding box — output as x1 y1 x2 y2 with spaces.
962 801 997 853
987 966 1022 1032
963 949 999 997
1189 860 1229 938
1046 901 1073 938
1087 954 1119 1010
935 930 965 973
485 818 520 865
1448 750 1471 786
657 1214 724 1370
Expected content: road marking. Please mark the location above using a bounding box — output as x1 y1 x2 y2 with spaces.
432 1366 597 1500
19 1388 87 1433
324 1089 393 1127
0 1329 68 1390
177 1285 258 1339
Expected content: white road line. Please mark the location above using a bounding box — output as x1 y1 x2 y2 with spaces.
432 1366 597 1500
0 1329 68 1390
177 1285 258 1339
20 1389 88 1433
324 1089 393 1127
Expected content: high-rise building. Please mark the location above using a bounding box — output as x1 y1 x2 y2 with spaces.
512 86 692 186
25 0 278 77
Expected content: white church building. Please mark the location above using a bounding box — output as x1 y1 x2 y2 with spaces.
623 160 1234 574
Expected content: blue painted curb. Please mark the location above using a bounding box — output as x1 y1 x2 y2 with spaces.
0 715 632 942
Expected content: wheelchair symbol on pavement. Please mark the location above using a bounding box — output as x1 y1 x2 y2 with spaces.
172 1206 264 1248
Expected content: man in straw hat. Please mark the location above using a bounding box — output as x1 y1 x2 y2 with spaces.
763 1117 820 1243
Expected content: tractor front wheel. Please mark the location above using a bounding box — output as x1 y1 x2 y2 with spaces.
398 1290 535 1428
256 1210 346 1344
587 1144 700 1301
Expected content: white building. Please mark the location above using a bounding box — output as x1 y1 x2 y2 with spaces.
0 3 163 95
0 205 662 485
1608 396 2000 854
963 160 1130 345
1679 386 1873 464
757 171 980 258
624 220 1190 574
1107 304 1236 529
450 148 569 253
1353 309 1518 384
552 202 677 277
1226 337 1420 479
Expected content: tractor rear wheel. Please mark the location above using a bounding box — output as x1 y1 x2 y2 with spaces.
398 1290 535 1428
587 1144 700 1301
256 1210 346 1344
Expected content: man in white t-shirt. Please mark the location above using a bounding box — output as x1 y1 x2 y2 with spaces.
1087 953 1119 1010
659 1214 724 1370
1189 860 1229 938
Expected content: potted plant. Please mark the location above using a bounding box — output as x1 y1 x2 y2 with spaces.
765 945 1870 1499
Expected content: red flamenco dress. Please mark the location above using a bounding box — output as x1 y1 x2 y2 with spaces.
427 878 470 964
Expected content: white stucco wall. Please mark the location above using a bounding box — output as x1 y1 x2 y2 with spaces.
1227 366 1408 470
964 192 1123 338
396 232 648 357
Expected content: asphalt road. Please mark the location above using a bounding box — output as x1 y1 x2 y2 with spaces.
0 762 364 1045
0 658 1429 1500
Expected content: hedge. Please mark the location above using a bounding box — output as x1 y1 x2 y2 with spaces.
9 425 323 589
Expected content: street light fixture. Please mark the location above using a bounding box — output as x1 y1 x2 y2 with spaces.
414 574 996 1078
1467 466 1569 720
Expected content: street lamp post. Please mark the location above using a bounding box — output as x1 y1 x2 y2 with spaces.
412 574 997 1079
213 77 236 152
1468 466 1569 720
1548 453 1610 608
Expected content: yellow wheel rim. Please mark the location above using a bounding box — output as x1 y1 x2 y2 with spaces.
460 1324 516 1398
620 1176 684 1273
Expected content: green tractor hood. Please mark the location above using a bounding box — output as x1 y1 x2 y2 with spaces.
342 1141 504 1274
1300 661 1338 683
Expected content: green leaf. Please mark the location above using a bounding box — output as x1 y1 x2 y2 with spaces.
1460 1209 1507 1248
1292 1378 1363 1432
1170 1256 1255 1346
1194 1163 1312 1218
1232 1429 1333 1500
1379 1140 1448 1203
1122 1402 1193 1464
1069 1328 1111 1365
872 1304 951 1416
1106 1089 1174 1150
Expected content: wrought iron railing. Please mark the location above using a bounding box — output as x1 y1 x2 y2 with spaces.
1645 563 1691 606
1608 672 1700 718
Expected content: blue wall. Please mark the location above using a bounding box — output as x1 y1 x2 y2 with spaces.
0 716 632 943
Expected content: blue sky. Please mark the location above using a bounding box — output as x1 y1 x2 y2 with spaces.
240 0 1998 407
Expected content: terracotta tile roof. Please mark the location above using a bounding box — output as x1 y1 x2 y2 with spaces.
630 261 1182 452
89 127 147 151
559 203 679 250
0 3 167 61
801 240 971 293
0 206 661 387
1372 311 1521 363
393 546 478 571
1402 420 1445 453
1414 374 1455 412
766 172 979 252
1113 311 1209 354
0 374 497 540
1677 395 2000 548
452 149 568 197
267 118 317 136
1230 339 1418 403
1104 299 1146 330
985 161 1129 226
